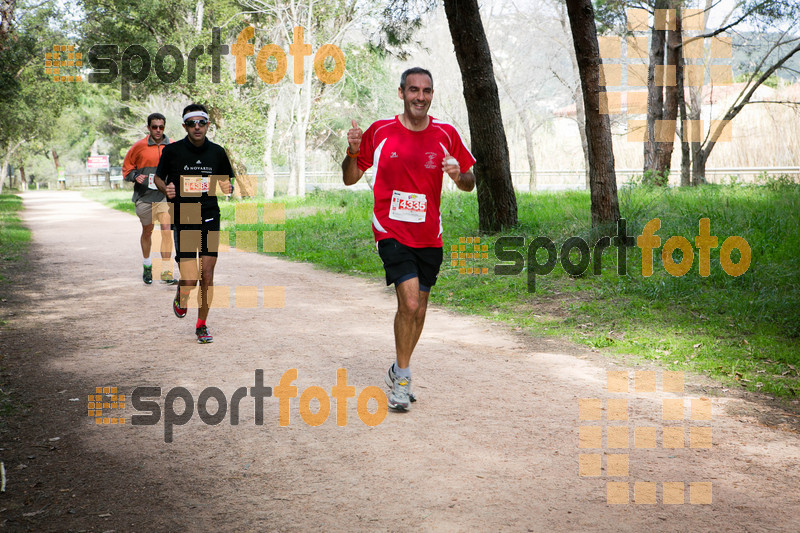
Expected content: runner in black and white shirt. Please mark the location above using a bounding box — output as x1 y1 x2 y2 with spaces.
154 103 234 344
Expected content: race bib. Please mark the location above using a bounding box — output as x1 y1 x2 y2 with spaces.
389 190 427 223
147 173 157 190
182 175 209 194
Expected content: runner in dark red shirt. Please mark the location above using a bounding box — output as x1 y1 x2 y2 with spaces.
342 67 476 411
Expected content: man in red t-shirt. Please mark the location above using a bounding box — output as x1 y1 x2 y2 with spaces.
342 67 476 411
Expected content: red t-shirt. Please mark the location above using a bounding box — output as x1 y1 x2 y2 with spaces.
357 115 476 248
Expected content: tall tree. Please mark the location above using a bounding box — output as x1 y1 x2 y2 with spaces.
0 1 78 192
654 3 681 175
643 0 668 176
687 1 800 183
555 1 591 190
0 0 14 49
599 0 800 185
565 0 620 226
443 0 517 231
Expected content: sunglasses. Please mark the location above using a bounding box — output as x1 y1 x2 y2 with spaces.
184 119 208 128
149 124 164 130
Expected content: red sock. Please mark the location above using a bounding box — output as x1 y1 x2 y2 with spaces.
196 319 206 328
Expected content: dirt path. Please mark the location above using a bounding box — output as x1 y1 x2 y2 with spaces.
0 190 799 532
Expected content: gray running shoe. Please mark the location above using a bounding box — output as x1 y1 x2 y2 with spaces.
388 375 411 411
385 365 416 402
161 270 177 285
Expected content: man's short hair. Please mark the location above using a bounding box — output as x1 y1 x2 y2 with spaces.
400 67 433 91
147 112 166 127
182 103 209 118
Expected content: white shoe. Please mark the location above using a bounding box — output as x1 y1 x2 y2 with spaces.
385 365 416 402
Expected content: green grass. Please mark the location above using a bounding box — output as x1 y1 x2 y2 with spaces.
0 193 31 424
83 189 136 216
0 194 31 283
85 184 800 402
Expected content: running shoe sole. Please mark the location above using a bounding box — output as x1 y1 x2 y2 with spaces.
388 399 409 411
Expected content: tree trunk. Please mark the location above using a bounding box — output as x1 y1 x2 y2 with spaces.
0 151 9 194
688 87 705 185
52 148 65 189
443 0 517 231
297 67 312 198
574 83 590 190
194 0 204 32
262 103 277 199
654 7 681 176
565 0 619 226
689 0 715 186
287 75 310 198
19 163 26 191
0 0 14 49
292 119 306 197
0 140 24 193
521 113 537 192
678 9 690 187
691 146 707 184
644 0 668 174
559 5 590 189
492 58 537 193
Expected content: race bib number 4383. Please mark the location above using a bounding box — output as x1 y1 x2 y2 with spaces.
181 175 209 195
389 190 427 223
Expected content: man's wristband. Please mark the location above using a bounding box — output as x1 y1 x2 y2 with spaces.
346 147 359 159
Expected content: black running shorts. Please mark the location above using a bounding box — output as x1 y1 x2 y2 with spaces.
173 204 221 260
377 238 443 292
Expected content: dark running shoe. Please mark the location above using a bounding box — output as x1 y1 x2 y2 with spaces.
173 296 187 318
196 325 213 344
143 265 153 284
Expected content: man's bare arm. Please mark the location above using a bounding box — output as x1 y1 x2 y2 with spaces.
342 155 364 185
454 170 475 192
342 119 364 186
154 175 175 199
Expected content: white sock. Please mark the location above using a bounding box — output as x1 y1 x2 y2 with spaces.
143 258 152 267
394 363 411 379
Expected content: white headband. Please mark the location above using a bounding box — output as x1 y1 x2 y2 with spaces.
183 111 209 121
